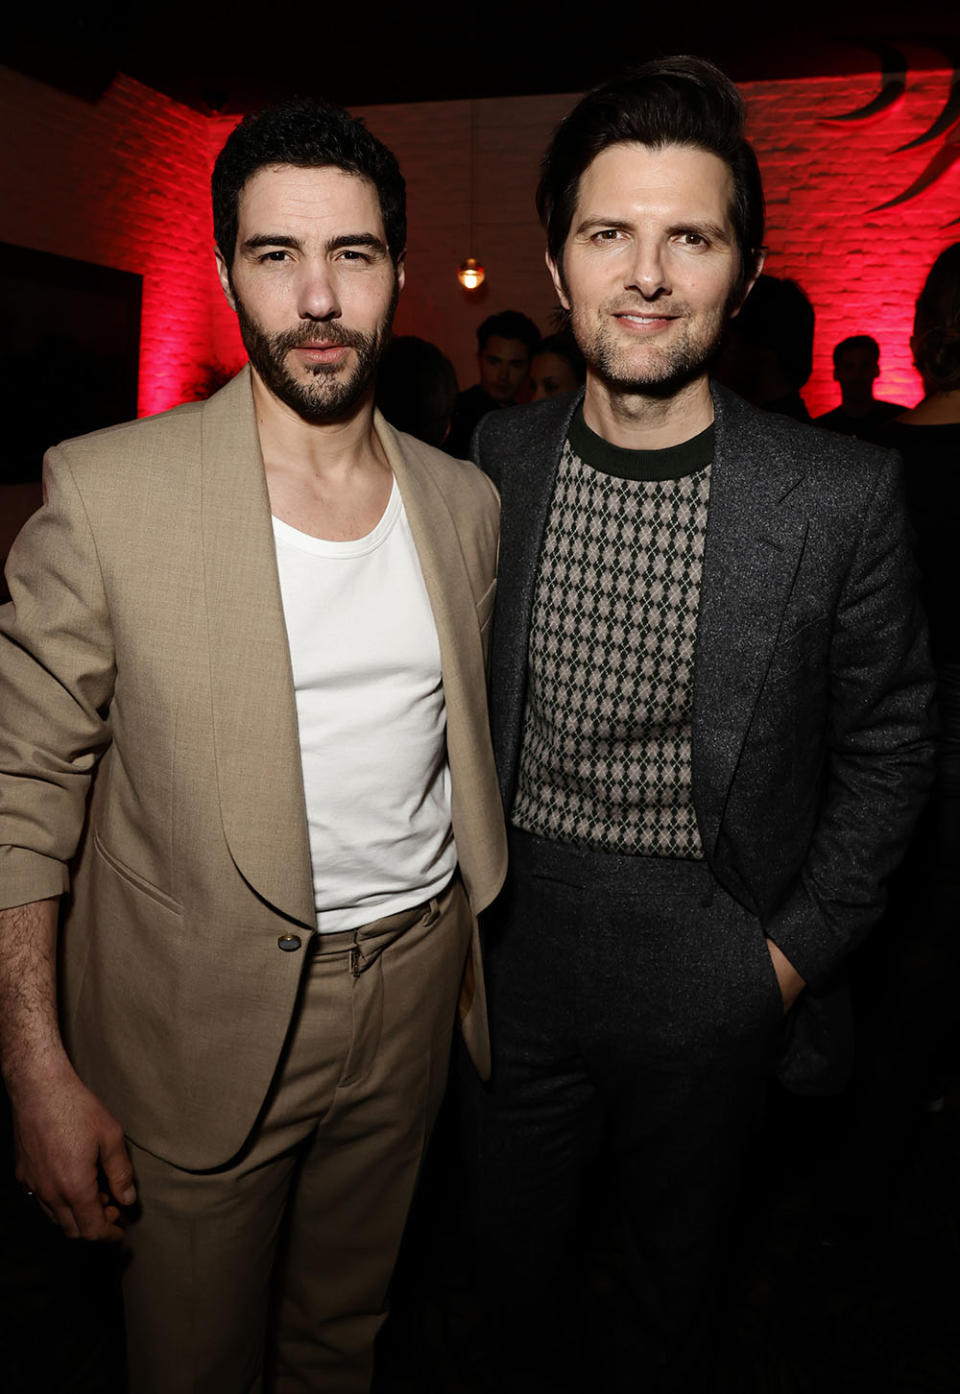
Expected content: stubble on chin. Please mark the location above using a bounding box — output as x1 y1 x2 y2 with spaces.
233 286 397 425
574 309 728 399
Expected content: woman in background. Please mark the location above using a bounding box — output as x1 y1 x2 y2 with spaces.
529 332 585 401
880 242 960 1105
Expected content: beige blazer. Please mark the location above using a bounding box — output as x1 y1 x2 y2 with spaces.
0 369 506 1168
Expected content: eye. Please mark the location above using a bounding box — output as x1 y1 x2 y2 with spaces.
592 228 624 243
678 231 707 247
337 249 372 263
258 250 291 263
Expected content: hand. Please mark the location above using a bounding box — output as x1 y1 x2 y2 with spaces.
10 1061 135 1241
765 939 806 1014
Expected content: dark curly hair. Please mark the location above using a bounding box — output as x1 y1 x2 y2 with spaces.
536 55 765 305
212 98 406 270
913 242 960 394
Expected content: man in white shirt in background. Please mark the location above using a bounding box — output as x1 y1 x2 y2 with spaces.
0 98 505 1393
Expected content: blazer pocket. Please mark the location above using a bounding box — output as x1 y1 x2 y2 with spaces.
93 830 183 916
476 577 497 633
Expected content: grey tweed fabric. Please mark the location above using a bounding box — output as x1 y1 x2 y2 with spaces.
475 381 935 1089
512 438 710 856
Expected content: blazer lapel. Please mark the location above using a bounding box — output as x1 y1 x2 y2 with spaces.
374 413 496 855
200 369 316 929
491 390 583 810
692 385 809 859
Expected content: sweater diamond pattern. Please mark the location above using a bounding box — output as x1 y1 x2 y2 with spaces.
512 439 710 857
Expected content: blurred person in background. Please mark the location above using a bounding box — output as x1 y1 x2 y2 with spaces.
446 310 541 456
530 331 586 400
714 272 814 420
881 241 960 1031
816 334 905 442
375 334 458 447
810 244 960 1251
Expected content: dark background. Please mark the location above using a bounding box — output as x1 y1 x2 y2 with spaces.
5 5 960 114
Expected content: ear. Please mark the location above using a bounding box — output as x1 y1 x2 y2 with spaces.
546 247 570 311
215 245 237 311
728 248 766 320
395 250 406 295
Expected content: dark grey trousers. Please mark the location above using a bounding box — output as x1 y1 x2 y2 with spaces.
464 827 785 1393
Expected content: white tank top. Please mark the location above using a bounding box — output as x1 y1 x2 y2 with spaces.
272 478 456 931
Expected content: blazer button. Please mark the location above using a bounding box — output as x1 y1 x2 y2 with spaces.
277 934 302 952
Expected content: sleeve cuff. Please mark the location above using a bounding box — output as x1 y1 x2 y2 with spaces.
0 847 70 912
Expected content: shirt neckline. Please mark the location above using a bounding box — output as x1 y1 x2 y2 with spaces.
568 404 715 481
272 477 401 558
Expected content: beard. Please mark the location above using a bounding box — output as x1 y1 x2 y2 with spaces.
234 282 398 424
569 292 736 400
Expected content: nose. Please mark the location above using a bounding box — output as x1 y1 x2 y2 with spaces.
626 238 670 300
297 261 341 321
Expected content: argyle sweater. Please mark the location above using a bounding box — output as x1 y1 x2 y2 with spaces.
511 408 713 858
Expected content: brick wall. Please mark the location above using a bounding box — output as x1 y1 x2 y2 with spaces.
3 62 958 421
745 69 959 415
0 66 213 416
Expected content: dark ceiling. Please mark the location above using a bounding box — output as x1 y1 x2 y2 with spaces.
5 5 960 113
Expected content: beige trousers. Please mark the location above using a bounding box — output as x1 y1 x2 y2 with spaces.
122 876 472 1394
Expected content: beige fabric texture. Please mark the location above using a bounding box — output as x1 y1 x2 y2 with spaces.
123 881 473 1394
0 368 506 1168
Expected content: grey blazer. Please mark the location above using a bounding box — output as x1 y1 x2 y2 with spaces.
473 382 936 1091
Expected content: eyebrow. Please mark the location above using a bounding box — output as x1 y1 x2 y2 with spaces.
241 231 388 256
328 232 388 255
573 218 632 238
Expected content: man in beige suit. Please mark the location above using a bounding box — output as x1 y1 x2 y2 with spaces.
0 100 505 1392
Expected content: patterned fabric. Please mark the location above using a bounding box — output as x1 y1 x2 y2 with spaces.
512 437 711 857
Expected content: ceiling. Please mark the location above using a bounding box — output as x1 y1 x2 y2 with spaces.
5 5 960 113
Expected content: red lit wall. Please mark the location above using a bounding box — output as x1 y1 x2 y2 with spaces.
2 64 958 420
0 68 213 416
744 69 959 415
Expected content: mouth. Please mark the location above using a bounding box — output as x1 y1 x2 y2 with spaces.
292 343 350 365
613 311 678 334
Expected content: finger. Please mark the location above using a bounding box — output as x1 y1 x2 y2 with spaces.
100 1131 137 1207
98 1191 121 1225
49 1198 81 1240
37 1199 59 1227
71 1200 124 1242
69 1170 119 1241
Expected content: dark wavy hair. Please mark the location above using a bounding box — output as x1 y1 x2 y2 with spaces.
913 242 960 394
212 98 406 269
476 311 542 356
536 55 765 304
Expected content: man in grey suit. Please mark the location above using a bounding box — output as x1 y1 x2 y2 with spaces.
466 57 934 1393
